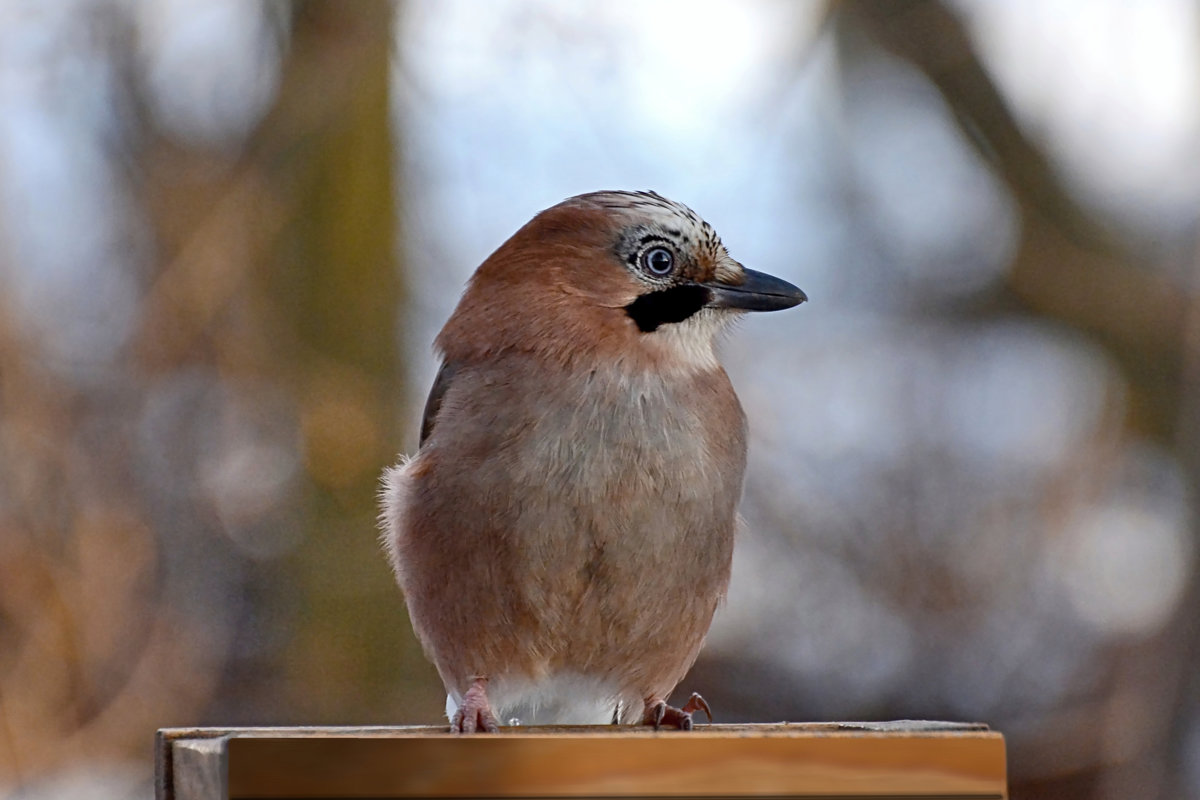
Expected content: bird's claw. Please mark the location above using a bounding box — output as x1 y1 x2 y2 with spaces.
642 692 712 731
681 691 712 722
451 677 500 733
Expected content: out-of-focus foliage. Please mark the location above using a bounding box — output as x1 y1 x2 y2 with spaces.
0 2 430 797
1 2 1199 799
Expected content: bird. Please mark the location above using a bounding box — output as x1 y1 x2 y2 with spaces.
380 190 805 733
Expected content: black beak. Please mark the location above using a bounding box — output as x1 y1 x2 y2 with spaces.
704 268 807 312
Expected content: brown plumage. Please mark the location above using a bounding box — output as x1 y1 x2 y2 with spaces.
381 191 804 732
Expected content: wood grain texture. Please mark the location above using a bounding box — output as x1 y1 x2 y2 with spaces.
158 723 1006 799
172 738 227 800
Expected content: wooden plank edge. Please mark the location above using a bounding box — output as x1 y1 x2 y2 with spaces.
156 721 991 740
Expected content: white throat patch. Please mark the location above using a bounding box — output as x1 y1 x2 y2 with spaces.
645 307 731 373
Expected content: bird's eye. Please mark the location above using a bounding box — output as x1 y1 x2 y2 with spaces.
641 246 675 277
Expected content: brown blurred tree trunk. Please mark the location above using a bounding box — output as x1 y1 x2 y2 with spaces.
244 1 434 722
135 0 429 727
1 0 417 784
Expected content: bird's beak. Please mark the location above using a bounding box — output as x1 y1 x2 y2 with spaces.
704 268 807 312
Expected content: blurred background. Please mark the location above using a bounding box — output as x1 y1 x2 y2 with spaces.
1 1 1198 797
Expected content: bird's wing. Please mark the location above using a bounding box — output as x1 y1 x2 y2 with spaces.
419 360 460 447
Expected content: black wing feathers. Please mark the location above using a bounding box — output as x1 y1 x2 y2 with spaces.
419 360 460 446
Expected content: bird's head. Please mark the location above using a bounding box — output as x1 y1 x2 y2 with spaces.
437 191 806 373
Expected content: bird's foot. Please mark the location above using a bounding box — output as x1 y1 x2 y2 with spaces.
642 692 712 731
451 677 500 733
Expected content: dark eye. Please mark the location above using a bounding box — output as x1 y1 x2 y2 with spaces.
641 246 675 277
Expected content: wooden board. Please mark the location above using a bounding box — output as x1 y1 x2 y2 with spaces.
157 722 1006 800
